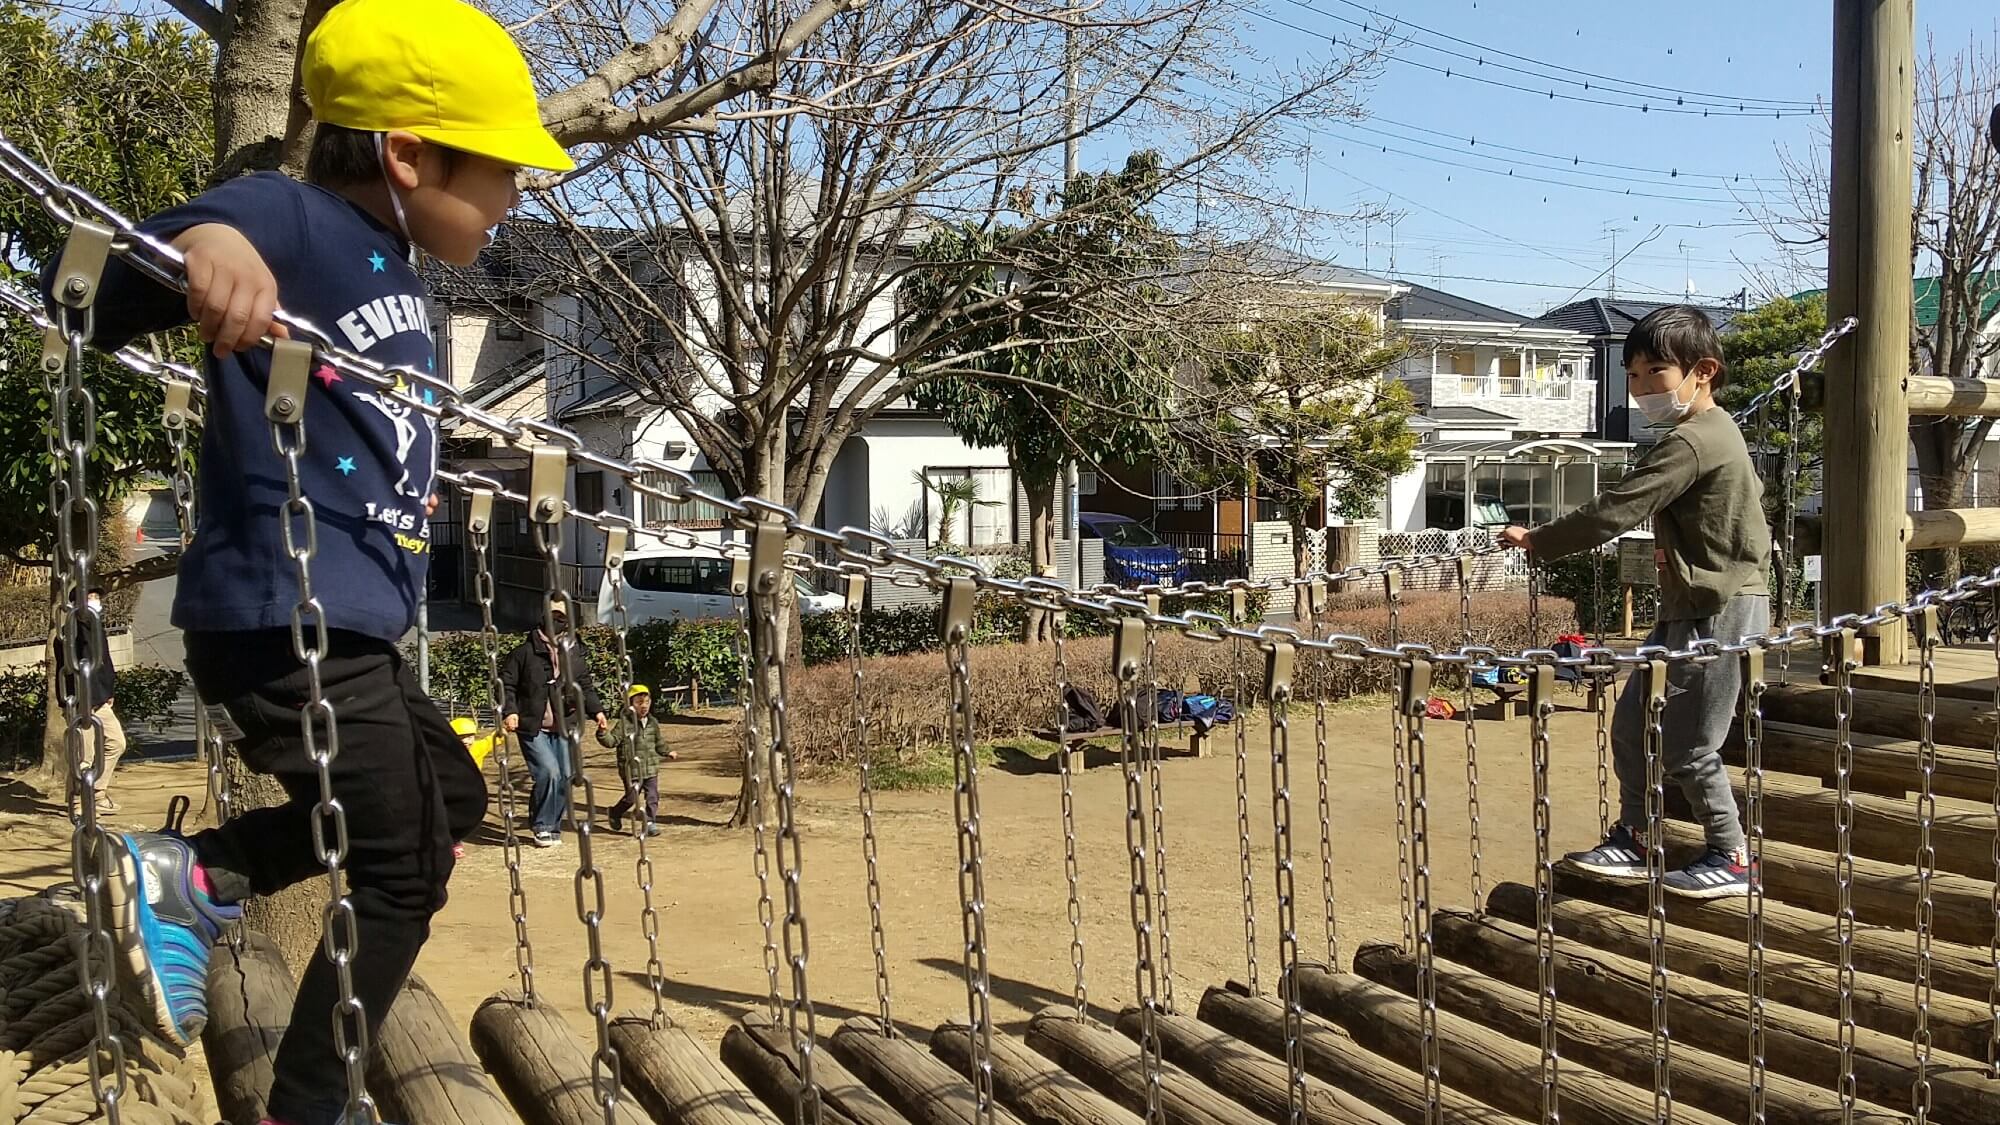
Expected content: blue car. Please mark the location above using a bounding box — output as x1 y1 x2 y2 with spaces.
1078 512 1190 587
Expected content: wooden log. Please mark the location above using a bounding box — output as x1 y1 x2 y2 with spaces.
1726 724 1996 802
1904 374 2000 417
721 1012 902 1125
1761 684 1993 750
1908 507 2000 551
827 1017 1028 1125
1426 909 2000 1122
612 1012 784 1125
1194 988 1527 1125
1485 882 1996 1061
1654 819 1997 947
931 1021 1141 1125
202 930 293 1125
1110 1006 1399 1125
1553 865 1996 1002
1707 768 1997 880
1288 966 1735 1125
368 973 518 1125
1351 942 1903 1125
1023 1007 1264 1125
469 990 640 1124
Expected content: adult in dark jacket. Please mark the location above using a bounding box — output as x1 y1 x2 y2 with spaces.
48 587 124 813
498 605 606 846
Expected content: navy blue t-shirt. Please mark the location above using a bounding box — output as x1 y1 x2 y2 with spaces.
57 173 438 643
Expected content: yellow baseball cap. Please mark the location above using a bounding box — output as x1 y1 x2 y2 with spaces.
303 0 575 173
450 717 478 737
628 684 651 698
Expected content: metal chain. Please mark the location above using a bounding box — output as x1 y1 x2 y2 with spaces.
1054 619 1088 1019
1387 573 1414 952
1143 618 1176 1013
1457 558 1485 916
1400 657 1439 1125
1911 608 1938 1125
943 579 995 1125
264 340 371 1121
1731 316 1859 421
1265 642 1305 1125
1642 659 1670 1125
750 527 823 1125
739 573 782 1020
470 499 536 1002
1312 605 1338 969
48 236 128 1124
851 582 895 1035
532 514 623 1122
606 534 668 1029
1743 648 1769 1125
1232 622 1260 994
1991 590 2000 1079
1114 619 1164 1125
1593 660 1612 838
1527 665 1559 1125
1526 560 1541 650
1830 630 1859 1123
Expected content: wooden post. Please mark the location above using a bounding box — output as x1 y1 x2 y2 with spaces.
1620 584 1633 638
1823 0 1914 666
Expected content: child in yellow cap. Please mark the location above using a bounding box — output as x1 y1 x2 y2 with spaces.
43 3 573 1122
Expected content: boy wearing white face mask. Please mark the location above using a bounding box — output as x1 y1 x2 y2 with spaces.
1499 305 1770 899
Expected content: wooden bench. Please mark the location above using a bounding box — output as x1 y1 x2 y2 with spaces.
1032 720 1212 775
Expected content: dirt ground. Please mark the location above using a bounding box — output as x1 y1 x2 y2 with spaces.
0 687 1618 1073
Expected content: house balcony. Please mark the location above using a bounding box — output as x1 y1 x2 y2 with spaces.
1404 373 1599 434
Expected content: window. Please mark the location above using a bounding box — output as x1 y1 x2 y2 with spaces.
1152 468 1202 511
1499 353 1522 378
641 469 729 529
1445 348 1476 376
1558 359 1581 381
496 318 525 342
922 467 1012 547
575 471 604 517
1077 470 1099 496
624 556 732 594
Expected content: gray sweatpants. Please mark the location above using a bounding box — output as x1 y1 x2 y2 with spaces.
1611 594 1769 855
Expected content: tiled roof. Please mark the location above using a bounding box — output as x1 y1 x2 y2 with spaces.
1532 297 1742 337
1388 282 1527 325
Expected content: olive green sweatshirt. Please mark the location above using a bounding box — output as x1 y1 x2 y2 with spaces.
1531 405 1770 621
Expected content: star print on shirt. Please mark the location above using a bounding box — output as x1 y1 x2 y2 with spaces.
335 456 356 476
368 251 386 273
312 364 341 389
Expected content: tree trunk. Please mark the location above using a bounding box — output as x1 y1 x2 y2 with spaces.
1290 515 1311 621
1911 417 1972 584
210 0 336 181
1023 472 1058 644
729 429 793 830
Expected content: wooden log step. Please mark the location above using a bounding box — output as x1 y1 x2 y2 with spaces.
1485 882 1997 1061
1852 653 1997 703
931 1021 1141 1125
1350 941 1905 1125
1552 864 1997 1002
369 973 518 1125
1653 819 1997 947
1726 724 1998 802
1707 768 1998 880
1762 684 1994 750
828 1017 1029 1125
469 990 642 1124
1195 987 1527 1125
721 1012 903 1125
1024 1007 1266 1125
1110 1005 1399 1125
202 930 293 1125
613 1011 784 1125
1288 965 1735 1125
1427 909 2000 1123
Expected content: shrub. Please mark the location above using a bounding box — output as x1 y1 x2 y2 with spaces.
113 664 187 733
0 669 46 765
416 618 745 716
782 589 1567 773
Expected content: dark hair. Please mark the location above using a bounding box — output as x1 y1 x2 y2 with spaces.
87 586 104 597
306 123 458 188
1626 305 1729 388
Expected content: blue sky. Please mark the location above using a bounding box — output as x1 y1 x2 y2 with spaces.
1210 0 1999 318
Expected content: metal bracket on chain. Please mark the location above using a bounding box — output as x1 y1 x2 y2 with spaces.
1307 579 1327 617
1383 567 1403 606
1528 664 1555 714
844 573 866 613
1115 617 1146 683
730 554 751 597
40 327 65 376
1455 555 1474 587
605 526 632 572
1744 645 1765 690
467 489 495 536
263 339 313 425
1146 591 1162 617
1645 659 1668 707
52 219 113 308
1266 642 1295 703
162 379 193 430
1824 628 1857 678
1912 604 1939 650
942 576 975 646
1400 657 1432 715
527 443 567 525
751 518 787 595
1231 587 1246 624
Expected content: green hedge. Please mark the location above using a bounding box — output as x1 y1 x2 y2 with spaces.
417 619 744 715
0 662 187 764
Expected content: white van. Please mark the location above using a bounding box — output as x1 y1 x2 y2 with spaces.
597 543 846 626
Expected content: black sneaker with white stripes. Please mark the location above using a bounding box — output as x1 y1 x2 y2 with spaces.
1662 847 1752 899
1561 825 1648 879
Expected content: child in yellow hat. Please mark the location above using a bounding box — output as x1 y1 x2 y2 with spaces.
47 3 573 1122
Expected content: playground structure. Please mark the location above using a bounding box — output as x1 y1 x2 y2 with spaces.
11 2 2000 1123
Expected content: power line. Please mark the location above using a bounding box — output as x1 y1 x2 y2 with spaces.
1317 124 1760 206
1358 114 1791 185
1335 120 1773 195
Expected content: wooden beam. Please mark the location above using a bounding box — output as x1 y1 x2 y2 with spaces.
1194 988 1529 1125
1723 723 1998 803
1823 0 1914 665
1761 682 1995 749
201 929 292 1125
828 1019 1029 1125
1351 941 1904 1125
1485 882 1998 1061
469 991 643 1124
1023 1009 1265 1125
1289 966 1736 1125
1423 912 2000 1121
369 974 518 1124
1908 506 2000 550
1110 1006 1400 1125
930 1022 1141 1125
1706 766 1998 879
721 1014 901 1125
614 1014 785 1125
1905 374 2000 416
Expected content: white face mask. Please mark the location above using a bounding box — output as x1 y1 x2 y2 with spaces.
85 597 101 615
374 133 417 259
1633 376 1698 425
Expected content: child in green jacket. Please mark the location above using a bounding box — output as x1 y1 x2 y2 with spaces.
598 684 676 836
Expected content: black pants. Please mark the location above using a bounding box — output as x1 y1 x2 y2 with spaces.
185 630 487 1125
610 774 659 822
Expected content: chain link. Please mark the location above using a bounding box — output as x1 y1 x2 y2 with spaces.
1458 561 1484 917
944 582 995 1125
1743 649 1769 1125
1527 666 1559 1125
740 586 783 1020
1115 620 1164 1125
1911 609 1938 1125
533 517 623 1122
471 509 537 1002
1232 627 1260 994
1312 611 1338 969
1265 644 1305 1125
1642 660 1670 1125
606 537 668 1029
1830 631 1859 1123
1593 661 1612 838
1143 620 1176 1013
1054 621 1088 1019
1388 575 1414 953
849 589 895 1035
1399 658 1439 1125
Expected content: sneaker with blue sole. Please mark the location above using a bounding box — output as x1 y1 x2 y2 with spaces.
1662 847 1752 899
103 831 241 1046
1561 824 1649 879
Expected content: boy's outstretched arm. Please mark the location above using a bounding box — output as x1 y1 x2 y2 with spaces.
1511 434 1699 561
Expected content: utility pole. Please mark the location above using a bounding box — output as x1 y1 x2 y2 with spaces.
1823 0 1913 666
1602 223 1625 299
